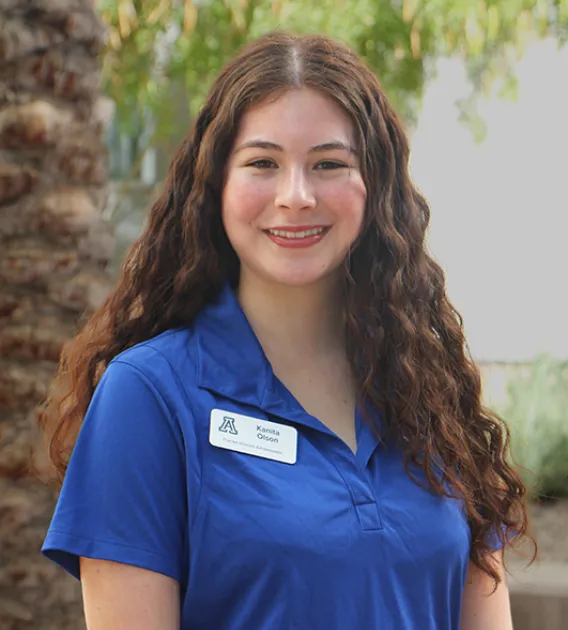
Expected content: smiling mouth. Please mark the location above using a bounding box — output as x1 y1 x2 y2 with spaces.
265 226 329 239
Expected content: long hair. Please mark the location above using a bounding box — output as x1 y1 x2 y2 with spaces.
39 31 534 584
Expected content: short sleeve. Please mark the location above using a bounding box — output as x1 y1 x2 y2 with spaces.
42 359 187 582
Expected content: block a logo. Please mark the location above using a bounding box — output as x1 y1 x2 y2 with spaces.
218 416 238 435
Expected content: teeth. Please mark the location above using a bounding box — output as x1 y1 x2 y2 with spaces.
267 227 326 239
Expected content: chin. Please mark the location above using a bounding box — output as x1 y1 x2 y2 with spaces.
262 265 339 289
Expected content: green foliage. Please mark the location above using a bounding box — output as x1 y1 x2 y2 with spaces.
499 355 568 501
97 0 568 159
538 435 568 501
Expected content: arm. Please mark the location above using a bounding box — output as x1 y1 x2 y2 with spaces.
460 551 513 630
42 358 188 624
80 558 180 630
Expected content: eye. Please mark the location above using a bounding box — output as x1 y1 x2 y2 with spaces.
246 159 276 169
315 161 347 170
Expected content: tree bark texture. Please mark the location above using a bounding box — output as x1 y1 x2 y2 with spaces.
0 1 110 627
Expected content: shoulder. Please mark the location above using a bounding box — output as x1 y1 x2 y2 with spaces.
113 327 198 387
81 327 203 457
98 327 201 422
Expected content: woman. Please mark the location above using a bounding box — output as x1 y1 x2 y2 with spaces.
41 31 532 629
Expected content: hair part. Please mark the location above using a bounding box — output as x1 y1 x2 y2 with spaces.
39 31 535 585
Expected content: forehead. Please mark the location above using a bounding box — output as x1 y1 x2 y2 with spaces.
233 88 356 146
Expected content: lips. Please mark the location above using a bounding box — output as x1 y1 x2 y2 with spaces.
266 226 327 239
263 225 331 248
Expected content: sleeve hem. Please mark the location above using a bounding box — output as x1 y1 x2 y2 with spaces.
42 530 182 583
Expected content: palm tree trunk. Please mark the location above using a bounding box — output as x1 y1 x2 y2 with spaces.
0 1 110 627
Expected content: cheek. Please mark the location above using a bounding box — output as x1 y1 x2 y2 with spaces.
324 176 366 228
222 173 271 226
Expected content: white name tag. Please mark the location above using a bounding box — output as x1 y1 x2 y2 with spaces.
209 409 298 464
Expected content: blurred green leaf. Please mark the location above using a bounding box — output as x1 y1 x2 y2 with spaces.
498 355 568 501
96 0 568 163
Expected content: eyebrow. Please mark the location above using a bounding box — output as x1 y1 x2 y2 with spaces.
233 140 357 155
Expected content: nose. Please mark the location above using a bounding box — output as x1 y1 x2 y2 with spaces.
274 166 316 211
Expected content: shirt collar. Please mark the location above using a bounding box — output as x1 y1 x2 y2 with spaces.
194 282 382 459
194 283 311 422
195 282 271 406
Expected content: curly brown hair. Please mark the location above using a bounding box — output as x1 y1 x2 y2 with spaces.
39 31 534 585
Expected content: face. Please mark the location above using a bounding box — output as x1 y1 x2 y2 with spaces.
222 87 367 290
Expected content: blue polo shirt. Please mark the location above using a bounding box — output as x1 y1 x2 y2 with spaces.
43 283 474 629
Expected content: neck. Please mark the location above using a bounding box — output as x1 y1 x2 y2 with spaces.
236 273 346 362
